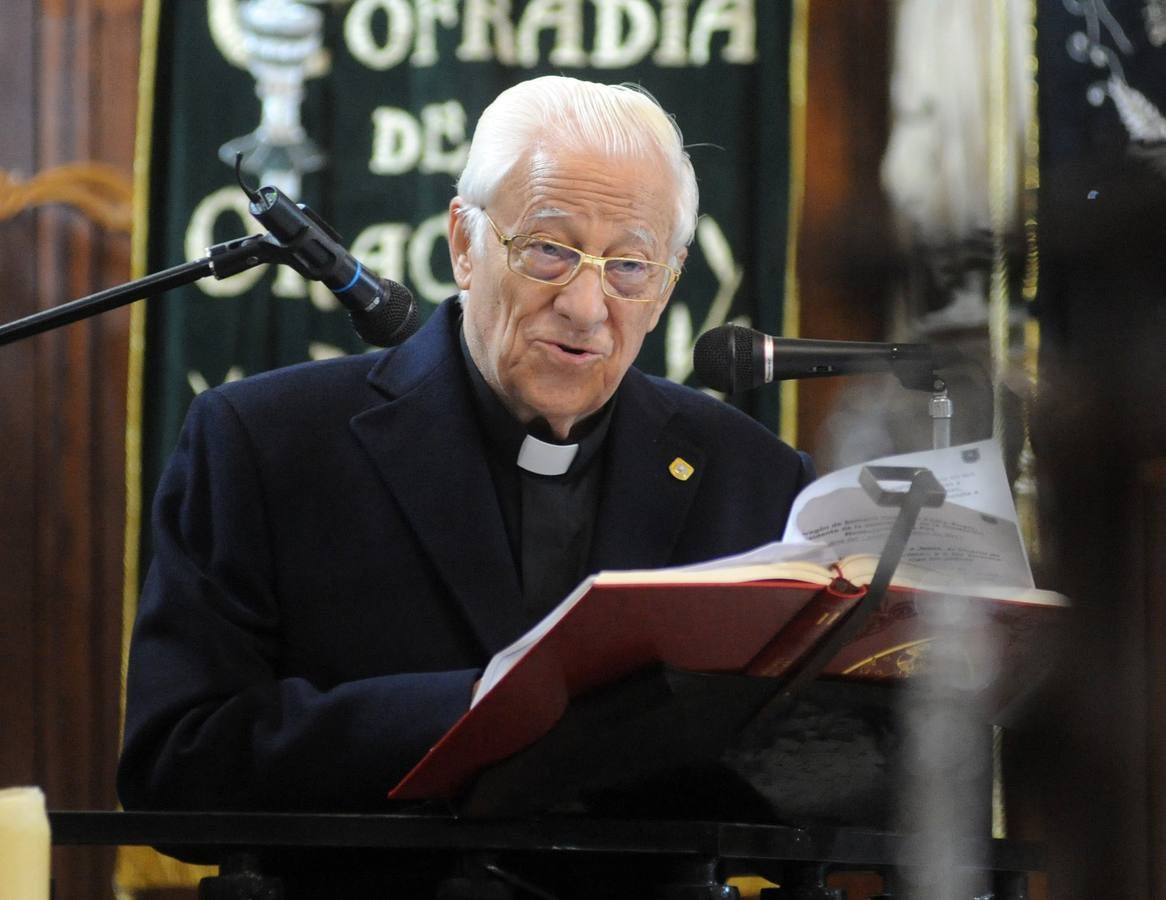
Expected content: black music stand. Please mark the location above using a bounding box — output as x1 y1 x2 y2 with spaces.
457 467 948 819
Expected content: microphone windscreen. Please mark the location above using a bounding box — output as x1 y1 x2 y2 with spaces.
693 324 755 393
351 279 418 347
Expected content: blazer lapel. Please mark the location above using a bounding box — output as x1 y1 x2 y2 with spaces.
349 302 525 655
589 370 706 572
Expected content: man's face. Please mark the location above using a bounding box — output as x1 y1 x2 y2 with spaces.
449 143 685 440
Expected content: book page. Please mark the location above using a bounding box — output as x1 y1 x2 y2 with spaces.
597 538 837 580
782 439 1034 588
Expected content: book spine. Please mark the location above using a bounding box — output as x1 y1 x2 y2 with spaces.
744 579 866 678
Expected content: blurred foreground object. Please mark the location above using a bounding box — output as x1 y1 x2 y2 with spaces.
0 786 49 900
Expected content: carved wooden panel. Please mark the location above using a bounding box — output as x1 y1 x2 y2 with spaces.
796 0 892 462
0 0 140 896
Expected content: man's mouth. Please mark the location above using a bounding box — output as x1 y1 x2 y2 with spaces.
533 337 604 362
542 339 599 357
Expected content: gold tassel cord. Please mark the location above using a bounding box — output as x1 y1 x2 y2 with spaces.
781 0 810 447
0 162 133 232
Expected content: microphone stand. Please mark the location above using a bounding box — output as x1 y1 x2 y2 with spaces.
0 233 289 347
888 359 953 451
929 380 952 450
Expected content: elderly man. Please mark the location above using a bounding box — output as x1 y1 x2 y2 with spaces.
118 76 811 825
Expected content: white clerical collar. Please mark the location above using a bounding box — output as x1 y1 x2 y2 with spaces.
516 434 579 476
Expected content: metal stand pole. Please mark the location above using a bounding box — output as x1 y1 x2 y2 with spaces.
930 377 953 450
0 234 285 348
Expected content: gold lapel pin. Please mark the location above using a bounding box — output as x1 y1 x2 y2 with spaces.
668 457 695 482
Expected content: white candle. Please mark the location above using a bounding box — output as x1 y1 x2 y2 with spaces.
0 786 50 900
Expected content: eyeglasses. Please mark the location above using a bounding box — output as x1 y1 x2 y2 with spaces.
481 210 680 303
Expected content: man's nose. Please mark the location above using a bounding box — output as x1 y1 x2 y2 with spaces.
553 260 609 328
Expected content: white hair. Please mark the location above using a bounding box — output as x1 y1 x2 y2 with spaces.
456 76 698 267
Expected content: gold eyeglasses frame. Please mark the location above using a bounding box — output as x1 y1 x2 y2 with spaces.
479 210 681 303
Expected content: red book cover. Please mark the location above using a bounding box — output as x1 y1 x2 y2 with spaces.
820 583 1066 687
390 578 827 800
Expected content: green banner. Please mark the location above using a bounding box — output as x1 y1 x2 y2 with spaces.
136 0 797 566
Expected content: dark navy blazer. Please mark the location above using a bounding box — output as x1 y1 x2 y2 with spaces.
117 297 813 812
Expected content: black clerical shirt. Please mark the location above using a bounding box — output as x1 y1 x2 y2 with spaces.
458 318 613 624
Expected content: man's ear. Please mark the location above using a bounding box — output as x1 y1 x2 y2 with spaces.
448 198 474 290
646 246 687 331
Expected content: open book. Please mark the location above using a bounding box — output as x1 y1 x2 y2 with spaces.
389 439 1066 801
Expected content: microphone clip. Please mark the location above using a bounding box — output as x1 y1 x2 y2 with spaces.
232 155 355 289
226 153 419 348
887 356 946 393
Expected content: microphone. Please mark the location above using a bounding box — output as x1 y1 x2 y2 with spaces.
235 165 417 347
693 324 948 393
